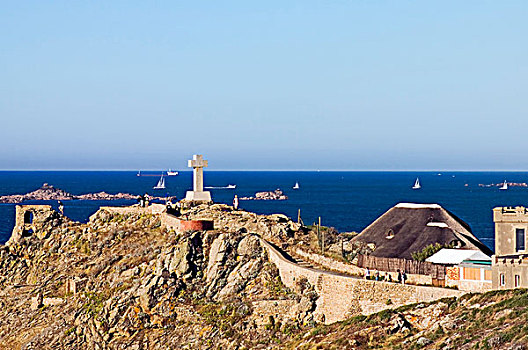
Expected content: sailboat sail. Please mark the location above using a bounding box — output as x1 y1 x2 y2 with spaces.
412 178 421 190
500 180 508 190
153 175 166 189
293 182 300 190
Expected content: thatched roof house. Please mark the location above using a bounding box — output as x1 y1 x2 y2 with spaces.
352 203 492 260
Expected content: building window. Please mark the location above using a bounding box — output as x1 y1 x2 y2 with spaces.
500 273 505 286
463 267 481 280
516 228 526 251
484 270 492 281
515 275 521 288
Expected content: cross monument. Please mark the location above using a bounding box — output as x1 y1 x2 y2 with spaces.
185 154 212 202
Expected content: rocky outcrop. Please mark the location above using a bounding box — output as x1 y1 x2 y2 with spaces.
182 204 303 246
0 205 316 349
0 183 169 203
240 189 288 200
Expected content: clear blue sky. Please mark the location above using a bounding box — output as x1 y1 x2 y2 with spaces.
1 1 527 170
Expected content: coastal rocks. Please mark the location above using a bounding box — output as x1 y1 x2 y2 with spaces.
240 189 288 201
479 182 528 188
0 183 167 204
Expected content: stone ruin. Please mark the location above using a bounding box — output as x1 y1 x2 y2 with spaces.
6 205 64 246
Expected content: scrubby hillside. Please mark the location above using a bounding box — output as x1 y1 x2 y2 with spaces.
281 289 528 349
0 207 318 349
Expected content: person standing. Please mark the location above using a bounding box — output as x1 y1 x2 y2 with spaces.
402 271 407 285
58 201 64 215
397 269 402 284
233 195 239 210
364 268 370 280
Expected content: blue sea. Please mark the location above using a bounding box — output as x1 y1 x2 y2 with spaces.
2 171 528 250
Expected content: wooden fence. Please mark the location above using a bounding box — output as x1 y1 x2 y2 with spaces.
357 255 446 280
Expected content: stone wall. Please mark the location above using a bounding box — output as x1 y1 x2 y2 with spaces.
161 213 180 232
92 204 166 219
293 248 364 276
261 239 466 325
293 248 433 286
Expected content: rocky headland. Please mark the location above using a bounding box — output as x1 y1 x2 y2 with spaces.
0 183 167 204
0 202 527 349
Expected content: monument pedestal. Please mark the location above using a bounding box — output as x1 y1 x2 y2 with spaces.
185 190 212 202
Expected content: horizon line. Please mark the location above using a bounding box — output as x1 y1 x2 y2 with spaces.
1 169 528 172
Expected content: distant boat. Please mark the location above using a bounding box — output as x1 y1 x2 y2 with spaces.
137 171 141 177
204 184 237 189
167 169 178 176
293 182 300 190
412 178 421 190
153 175 166 189
500 180 508 190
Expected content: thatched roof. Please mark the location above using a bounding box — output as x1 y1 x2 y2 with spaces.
352 203 493 259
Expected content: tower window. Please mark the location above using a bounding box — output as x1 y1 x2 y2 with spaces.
516 228 525 251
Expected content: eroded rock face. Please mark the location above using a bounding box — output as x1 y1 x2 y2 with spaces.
205 232 268 301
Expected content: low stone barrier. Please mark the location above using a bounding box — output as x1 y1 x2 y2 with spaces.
261 239 466 324
293 248 365 276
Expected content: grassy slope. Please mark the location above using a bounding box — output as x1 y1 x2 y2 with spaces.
281 289 528 350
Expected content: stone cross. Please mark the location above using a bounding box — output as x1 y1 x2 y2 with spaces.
185 154 212 202
188 154 208 192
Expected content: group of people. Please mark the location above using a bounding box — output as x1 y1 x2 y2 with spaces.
137 194 151 208
364 268 408 284
166 198 181 216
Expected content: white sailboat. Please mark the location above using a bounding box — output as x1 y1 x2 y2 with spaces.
293 182 300 190
167 169 178 176
412 178 421 190
153 175 166 189
500 180 508 190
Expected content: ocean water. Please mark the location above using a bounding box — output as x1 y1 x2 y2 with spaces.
2 171 528 250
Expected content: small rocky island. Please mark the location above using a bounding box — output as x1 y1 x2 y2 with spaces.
479 182 528 188
240 188 288 201
0 183 164 204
